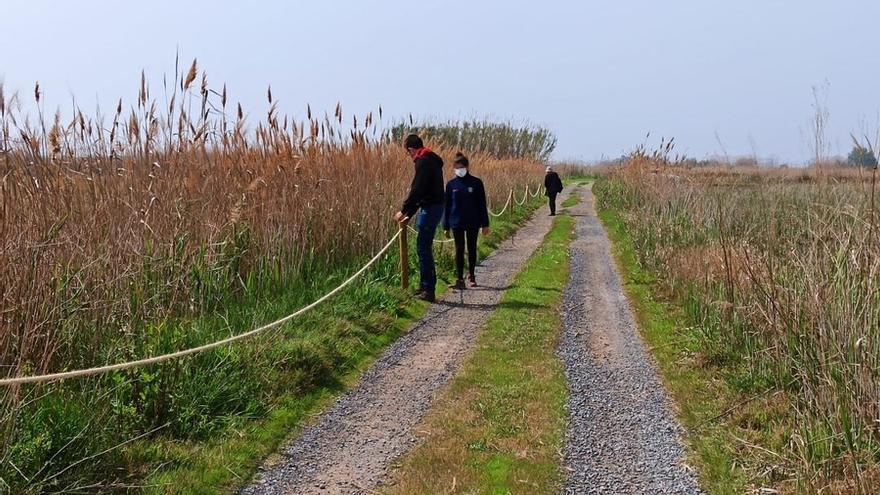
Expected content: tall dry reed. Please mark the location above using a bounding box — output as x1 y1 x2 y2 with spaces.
0 62 546 491
594 152 880 493
0 61 541 380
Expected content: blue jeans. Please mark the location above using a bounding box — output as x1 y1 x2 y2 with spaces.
415 204 443 291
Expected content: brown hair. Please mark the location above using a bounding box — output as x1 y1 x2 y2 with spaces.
403 134 424 149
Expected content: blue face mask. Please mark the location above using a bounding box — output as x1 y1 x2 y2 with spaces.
454 168 467 178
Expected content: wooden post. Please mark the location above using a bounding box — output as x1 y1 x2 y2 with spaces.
399 225 409 289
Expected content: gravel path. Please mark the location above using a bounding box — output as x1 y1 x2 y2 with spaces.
558 183 704 494
239 190 569 495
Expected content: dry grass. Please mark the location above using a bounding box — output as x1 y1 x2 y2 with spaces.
0 64 541 379
593 152 880 493
0 62 545 491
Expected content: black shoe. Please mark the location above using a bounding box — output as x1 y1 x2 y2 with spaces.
549 213 556 216
449 279 467 290
417 289 436 303
467 275 478 288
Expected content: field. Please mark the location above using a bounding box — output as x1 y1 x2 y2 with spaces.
6 61 877 495
592 154 880 493
0 64 550 493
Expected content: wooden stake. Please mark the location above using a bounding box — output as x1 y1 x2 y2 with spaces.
399 224 409 289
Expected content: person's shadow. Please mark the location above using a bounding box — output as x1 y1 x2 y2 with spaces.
435 295 548 312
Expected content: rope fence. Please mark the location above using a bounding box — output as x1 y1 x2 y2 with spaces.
0 181 545 387
0 230 402 386
407 225 455 243
416 183 540 241
489 189 514 217
514 185 530 206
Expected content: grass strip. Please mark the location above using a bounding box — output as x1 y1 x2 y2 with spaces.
561 195 579 208
384 213 575 495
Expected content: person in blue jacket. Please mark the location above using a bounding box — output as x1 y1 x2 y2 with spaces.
443 153 491 290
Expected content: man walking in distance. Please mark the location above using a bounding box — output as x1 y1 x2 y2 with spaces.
544 166 564 216
393 134 445 302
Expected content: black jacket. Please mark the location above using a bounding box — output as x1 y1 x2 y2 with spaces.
443 173 490 230
401 151 445 217
544 171 563 195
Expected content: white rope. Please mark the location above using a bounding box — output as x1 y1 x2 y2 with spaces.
489 189 514 217
3 179 540 387
415 183 529 239
0 229 404 387
514 185 530 206
407 225 455 243
530 184 542 197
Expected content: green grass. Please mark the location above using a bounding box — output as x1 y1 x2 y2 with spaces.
596 201 748 494
134 303 416 494
561 176 591 209
564 174 596 184
561 195 579 208
385 212 575 495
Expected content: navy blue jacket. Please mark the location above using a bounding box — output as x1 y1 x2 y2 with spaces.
443 173 490 230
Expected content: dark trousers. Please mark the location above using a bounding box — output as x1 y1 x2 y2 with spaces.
452 227 479 280
415 204 443 292
548 192 558 215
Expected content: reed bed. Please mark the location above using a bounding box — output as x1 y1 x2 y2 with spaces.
0 62 545 492
391 119 557 161
593 153 880 493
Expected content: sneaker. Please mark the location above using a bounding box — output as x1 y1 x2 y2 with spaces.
467 275 478 288
416 289 436 303
449 279 467 290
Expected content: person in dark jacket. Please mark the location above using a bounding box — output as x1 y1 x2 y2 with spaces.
393 134 445 302
443 153 490 290
544 166 564 216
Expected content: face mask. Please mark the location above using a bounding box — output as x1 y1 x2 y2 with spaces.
454 168 467 178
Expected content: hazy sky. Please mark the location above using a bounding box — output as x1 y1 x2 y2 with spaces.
2 0 878 163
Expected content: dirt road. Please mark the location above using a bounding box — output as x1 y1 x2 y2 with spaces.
240 191 568 495
558 184 704 494
241 183 705 494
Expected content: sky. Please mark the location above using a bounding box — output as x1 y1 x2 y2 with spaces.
2 0 878 164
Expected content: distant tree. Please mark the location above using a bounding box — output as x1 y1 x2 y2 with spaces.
847 145 878 168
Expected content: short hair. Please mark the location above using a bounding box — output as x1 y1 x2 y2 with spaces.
453 152 469 167
403 134 424 149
